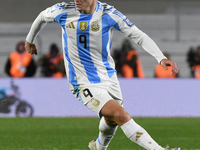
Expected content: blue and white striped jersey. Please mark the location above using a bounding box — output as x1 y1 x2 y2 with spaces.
26 1 166 87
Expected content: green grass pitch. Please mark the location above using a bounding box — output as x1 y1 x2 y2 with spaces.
0 117 199 150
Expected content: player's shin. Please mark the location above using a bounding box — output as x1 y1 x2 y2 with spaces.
96 117 118 150
120 119 163 150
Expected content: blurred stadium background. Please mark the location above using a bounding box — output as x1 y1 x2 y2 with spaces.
1 0 200 78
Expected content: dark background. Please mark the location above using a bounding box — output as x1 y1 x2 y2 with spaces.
1 0 200 22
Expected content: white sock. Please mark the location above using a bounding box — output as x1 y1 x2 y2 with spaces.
120 119 163 150
96 117 118 150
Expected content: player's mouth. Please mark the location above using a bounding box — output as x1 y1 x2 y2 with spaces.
76 3 82 8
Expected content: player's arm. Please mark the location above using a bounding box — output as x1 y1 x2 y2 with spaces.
127 26 166 63
26 5 56 55
112 10 178 75
119 21 178 75
25 11 48 55
128 26 178 75
108 8 165 64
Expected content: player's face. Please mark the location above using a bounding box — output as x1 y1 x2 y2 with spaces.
75 0 96 14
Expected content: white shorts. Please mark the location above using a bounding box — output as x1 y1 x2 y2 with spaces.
72 74 123 116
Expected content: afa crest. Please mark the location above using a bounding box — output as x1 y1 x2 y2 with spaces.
91 20 100 32
91 98 100 107
79 21 87 31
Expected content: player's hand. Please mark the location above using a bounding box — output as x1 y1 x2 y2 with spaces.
25 41 38 55
160 59 178 75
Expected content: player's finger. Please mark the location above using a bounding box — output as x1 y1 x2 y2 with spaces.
27 49 32 54
161 61 168 70
31 49 36 55
34 49 38 55
171 62 178 75
30 50 33 54
33 44 38 55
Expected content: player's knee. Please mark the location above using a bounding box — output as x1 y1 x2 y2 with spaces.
104 117 118 126
112 110 131 124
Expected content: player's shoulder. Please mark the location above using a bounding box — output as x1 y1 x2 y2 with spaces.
51 2 75 13
99 1 134 27
98 2 114 12
98 1 124 18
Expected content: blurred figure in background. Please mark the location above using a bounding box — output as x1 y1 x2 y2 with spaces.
112 39 144 78
37 43 65 78
154 52 178 78
5 41 36 78
112 48 123 77
121 39 144 78
186 46 200 78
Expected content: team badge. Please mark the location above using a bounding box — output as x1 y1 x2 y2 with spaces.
91 98 100 107
79 21 87 31
91 20 100 32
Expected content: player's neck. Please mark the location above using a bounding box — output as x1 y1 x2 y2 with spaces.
80 0 97 14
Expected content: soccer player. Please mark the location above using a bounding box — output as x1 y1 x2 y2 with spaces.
25 0 180 150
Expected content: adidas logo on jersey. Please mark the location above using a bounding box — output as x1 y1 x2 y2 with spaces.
66 22 75 29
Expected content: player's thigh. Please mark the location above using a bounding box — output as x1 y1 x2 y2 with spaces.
107 73 123 106
79 86 112 116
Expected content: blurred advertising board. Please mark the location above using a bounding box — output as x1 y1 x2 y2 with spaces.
0 78 199 117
